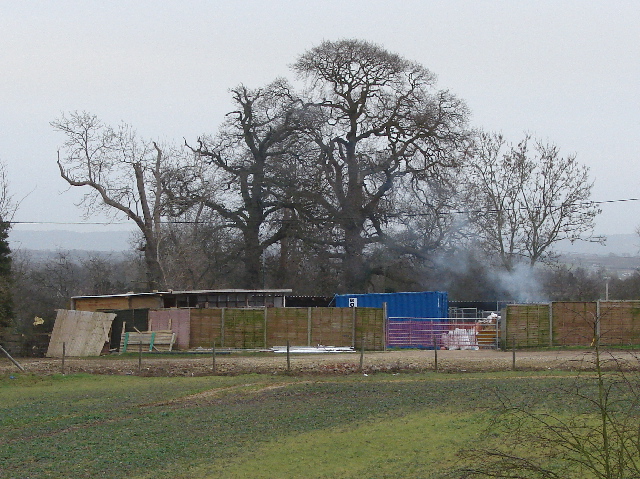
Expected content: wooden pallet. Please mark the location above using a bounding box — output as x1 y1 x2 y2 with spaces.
120 330 176 353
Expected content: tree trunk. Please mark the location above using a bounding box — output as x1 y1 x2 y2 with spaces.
342 222 367 293
143 234 165 291
242 225 263 289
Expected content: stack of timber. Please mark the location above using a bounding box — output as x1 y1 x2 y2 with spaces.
476 324 499 348
120 329 176 353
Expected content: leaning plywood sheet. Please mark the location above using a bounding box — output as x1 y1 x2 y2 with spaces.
47 310 116 357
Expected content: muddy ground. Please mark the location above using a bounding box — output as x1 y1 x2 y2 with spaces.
2 349 639 376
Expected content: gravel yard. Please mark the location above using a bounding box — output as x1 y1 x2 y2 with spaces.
2 349 639 376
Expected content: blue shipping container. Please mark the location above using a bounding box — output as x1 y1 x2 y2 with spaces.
334 291 448 320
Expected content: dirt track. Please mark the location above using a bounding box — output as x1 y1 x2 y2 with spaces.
2 349 639 376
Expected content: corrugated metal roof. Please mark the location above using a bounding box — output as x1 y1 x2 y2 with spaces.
71 289 293 300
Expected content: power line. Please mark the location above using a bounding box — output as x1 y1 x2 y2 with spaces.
7 197 640 226
11 221 130 225
442 197 640 217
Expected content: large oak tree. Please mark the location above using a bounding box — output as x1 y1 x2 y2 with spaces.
180 80 309 288
293 39 469 292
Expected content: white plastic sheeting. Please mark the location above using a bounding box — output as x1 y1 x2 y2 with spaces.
441 328 479 350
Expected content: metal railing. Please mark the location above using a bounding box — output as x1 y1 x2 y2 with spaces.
386 318 500 349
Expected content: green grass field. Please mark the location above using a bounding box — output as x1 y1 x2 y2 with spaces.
0 370 622 478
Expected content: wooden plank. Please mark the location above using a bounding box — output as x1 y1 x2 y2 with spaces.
119 331 175 352
47 310 116 357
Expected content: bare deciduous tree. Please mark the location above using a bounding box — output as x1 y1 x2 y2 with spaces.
0 161 17 222
0 160 14 328
53 112 169 290
181 80 309 288
293 39 469 292
465 132 600 271
458 314 640 478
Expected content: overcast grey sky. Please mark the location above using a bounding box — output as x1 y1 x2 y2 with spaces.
1 0 638 237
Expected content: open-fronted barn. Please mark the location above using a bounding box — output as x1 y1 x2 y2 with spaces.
71 289 292 311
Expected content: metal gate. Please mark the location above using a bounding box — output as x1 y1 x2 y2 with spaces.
386 318 499 349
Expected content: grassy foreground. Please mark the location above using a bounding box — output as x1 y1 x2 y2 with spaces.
0 370 587 478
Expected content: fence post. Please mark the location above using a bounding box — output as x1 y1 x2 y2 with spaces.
501 308 508 351
221 307 226 348
0 344 25 372
382 302 388 352
512 335 516 371
212 342 216 374
286 340 291 373
62 342 66 375
138 341 142 373
307 307 312 347
352 307 357 348
548 301 554 347
359 336 365 372
263 306 268 349
433 336 438 373
595 300 601 346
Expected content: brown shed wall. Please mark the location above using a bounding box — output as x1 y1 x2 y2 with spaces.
74 295 163 312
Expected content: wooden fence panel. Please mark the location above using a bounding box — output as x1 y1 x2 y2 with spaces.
507 301 640 348
505 304 550 348
223 309 266 349
311 308 354 347
149 307 385 350
354 308 385 350
189 309 223 348
266 308 308 346
599 301 640 346
552 302 598 346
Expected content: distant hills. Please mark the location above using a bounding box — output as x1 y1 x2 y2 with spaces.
554 235 640 276
554 234 639 256
8 229 134 252
7 229 640 258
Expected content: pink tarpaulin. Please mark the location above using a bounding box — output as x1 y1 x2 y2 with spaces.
149 309 191 350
